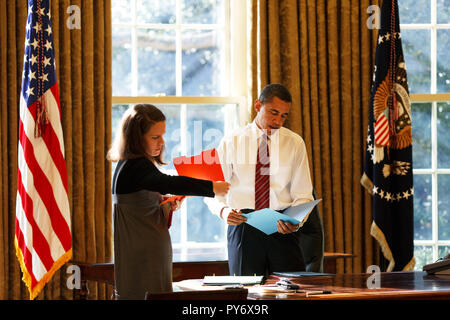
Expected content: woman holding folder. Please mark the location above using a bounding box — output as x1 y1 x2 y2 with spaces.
107 104 230 299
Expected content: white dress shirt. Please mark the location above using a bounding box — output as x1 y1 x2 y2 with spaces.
205 121 314 216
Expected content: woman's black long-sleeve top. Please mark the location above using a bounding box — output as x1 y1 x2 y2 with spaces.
112 157 215 197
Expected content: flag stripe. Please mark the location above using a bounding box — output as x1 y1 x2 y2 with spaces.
376 130 389 145
20 95 70 230
375 123 388 137
17 169 55 271
375 125 388 138
18 120 71 252
19 95 71 230
17 141 66 262
15 221 38 289
26 88 68 193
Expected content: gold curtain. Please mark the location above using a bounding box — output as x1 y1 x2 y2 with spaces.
0 0 112 299
249 0 381 273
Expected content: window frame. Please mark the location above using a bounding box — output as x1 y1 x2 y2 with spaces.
111 0 249 262
410 94 450 263
401 0 450 265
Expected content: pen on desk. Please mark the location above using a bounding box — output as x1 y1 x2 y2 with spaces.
305 290 332 297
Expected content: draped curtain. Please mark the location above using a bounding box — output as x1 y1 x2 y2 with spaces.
0 0 112 299
248 0 382 273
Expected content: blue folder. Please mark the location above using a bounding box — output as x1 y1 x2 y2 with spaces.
242 199 322 235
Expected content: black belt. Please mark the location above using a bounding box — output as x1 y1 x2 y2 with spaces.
240 208 286 214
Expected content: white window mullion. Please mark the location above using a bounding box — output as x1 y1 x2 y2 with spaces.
430 0 438 262
223 0 231 96
431 102 439 262
180 102 188 261
131 0 138 96
176 0 182 97
431 0 437 95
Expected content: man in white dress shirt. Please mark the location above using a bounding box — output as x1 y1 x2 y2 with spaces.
205 84 315 276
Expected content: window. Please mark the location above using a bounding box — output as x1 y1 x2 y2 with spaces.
111 0 247 261
399 0 450 269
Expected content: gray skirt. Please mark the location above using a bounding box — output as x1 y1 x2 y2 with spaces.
113 189 172 299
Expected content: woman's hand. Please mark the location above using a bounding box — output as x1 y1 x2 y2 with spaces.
212 181 231 196
170 198 184 211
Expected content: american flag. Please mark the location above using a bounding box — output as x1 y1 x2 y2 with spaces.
15 0 71 300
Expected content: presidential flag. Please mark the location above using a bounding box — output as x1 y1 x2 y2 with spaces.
15 0 72 299
361 0 415 271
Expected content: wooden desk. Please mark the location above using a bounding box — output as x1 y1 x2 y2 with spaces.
72 252 354 299
248 272 450 300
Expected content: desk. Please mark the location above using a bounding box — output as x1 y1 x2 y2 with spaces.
72 252 354 299
174 272 450 300
251 272 450 300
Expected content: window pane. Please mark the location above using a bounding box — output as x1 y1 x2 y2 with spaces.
413 245 433 270
158 105 182 171
402 29 431 93
112 0 132 24
412 103 432 169
138 29 176 96
181 0 225 24
438 246 450 259
437 102 450 168
437 30 450 93
112 104 130 140
136 0 176 24
173 247 227 262
398 0 430 24
160 99 181 243
182 29 224 96
438 174 450 240
186 197 225 242
414 174 432 240
186 105 227 155
112 27 132 96
169 211 181 243
437 0 450 24
186 247 227 261
184 105 231 243
111 104 132 173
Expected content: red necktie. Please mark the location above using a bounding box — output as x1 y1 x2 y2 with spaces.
255 134 270 210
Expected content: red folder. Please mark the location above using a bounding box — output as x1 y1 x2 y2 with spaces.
160 149 225 219
173 148 225 181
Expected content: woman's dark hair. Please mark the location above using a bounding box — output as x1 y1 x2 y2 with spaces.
258 83 292 104
107 104 167 165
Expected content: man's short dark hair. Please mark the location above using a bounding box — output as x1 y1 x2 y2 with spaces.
258 83 292 104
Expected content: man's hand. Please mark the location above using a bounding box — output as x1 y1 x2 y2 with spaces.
221 207 247 225
277 220 300 234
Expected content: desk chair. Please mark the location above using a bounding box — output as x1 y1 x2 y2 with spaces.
297 189 324 272
145 288 248 300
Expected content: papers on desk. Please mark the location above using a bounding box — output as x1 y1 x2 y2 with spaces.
272 271 334 278
242 199 322 235
203 275 265 286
